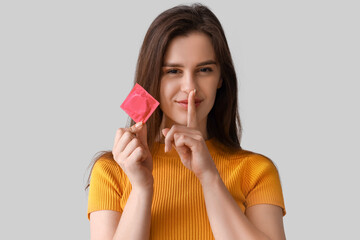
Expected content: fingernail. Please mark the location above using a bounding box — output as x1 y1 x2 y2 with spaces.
165 145 168 153
135 121 143 128
193 89 196 94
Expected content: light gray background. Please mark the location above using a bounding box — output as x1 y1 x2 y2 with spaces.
1 0 359 239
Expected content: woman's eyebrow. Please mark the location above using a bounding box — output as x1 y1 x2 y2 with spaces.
196 60 217 67
163 60 217 67
163 63 183 67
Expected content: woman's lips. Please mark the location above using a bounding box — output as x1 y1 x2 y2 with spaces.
176 101 202 110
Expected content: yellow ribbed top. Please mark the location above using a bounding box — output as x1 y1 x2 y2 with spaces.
87 138 286 239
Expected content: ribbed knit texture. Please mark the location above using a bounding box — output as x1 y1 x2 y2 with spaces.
87 138 286 239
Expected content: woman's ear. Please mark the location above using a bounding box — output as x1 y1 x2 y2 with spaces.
217 78 223 89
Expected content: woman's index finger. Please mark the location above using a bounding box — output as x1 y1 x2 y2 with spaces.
187 89 197 128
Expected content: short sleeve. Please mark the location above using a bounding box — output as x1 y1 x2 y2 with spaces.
243 154 286 216
87 156 124 220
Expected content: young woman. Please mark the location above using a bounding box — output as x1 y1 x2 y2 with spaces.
86 4 286 240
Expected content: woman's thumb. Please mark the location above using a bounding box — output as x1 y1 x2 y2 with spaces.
134 122 148 148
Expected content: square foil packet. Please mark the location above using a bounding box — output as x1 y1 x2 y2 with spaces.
120 83 160 123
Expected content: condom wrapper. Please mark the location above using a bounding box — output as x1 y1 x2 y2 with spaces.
120 83 159 123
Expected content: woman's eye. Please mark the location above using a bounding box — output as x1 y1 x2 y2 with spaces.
166 69 179 74
199 67 213 72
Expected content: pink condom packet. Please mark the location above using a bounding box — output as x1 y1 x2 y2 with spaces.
120 83 159 123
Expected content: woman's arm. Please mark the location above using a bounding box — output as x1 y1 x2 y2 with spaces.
162 91 285 239
90 122 154 240
201 173 286 240
90 187 153 240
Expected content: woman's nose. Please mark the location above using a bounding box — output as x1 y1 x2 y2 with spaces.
181 72 197 93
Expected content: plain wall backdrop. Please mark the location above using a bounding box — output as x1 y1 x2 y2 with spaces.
1 0 359 239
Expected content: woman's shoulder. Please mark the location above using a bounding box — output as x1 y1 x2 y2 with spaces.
239 149 274 162
236 149 280 177
212 141 277 169
210 139 272 161
91 151 122 174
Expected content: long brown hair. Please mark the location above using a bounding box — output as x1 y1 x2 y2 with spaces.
85 3 242 190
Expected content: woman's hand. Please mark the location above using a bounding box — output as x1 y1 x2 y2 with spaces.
112 122 153 190
162 89 219 184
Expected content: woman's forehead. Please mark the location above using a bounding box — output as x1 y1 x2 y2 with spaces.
163 32 216 66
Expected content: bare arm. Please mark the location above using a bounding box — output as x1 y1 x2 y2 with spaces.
90 187 153 240
201 173 286 240
89 122 154 240
161 91 285 239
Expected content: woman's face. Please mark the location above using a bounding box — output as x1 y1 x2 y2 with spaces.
159 31 222 139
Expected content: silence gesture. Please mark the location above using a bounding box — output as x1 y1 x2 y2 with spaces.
162 89 218 183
